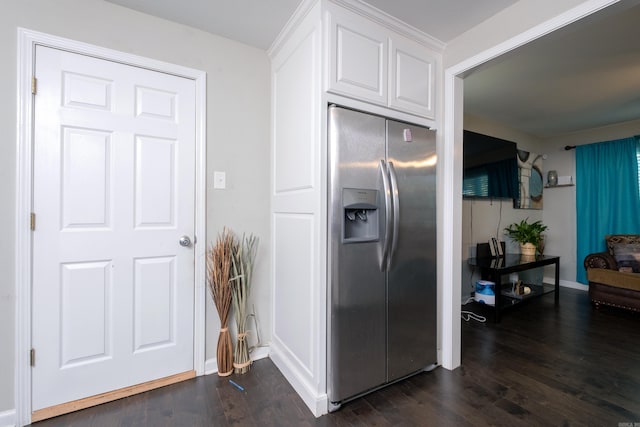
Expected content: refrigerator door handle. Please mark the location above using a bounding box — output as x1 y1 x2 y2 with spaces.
388 161 400 269
379 159 393 271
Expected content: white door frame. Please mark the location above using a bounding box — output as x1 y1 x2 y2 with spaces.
15 28 207 426
440 0 620 370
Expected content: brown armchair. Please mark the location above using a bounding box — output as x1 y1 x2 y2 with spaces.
584 250 618 270
584 234 640 312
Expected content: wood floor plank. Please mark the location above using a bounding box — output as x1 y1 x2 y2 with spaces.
31 288 640 426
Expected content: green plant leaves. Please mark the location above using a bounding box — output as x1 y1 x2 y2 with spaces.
504 218 548 245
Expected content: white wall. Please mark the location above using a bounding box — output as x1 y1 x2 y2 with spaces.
1 0 271 413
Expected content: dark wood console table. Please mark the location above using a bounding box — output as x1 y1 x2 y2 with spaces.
467 254 560 322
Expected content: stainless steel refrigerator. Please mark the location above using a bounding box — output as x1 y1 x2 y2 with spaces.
327 105 437 408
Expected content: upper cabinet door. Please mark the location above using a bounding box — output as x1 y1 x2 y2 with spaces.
389 36 436 119
327 8 388 106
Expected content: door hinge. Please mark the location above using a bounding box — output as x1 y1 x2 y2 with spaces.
30 213 36 231
31 76 37 95
30 349 35 367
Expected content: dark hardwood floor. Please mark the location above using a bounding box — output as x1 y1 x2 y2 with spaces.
32 288 640 426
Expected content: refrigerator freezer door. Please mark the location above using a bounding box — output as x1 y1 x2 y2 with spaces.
327 106 387 403
386 119 437 381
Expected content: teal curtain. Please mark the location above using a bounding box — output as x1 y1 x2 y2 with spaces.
576 136 640 284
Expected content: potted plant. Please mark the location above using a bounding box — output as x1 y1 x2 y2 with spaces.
504 218 548 256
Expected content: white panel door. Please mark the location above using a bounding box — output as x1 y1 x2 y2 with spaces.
32 45 196 411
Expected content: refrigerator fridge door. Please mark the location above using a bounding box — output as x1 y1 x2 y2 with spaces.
327 106 387 403
386 119 437 381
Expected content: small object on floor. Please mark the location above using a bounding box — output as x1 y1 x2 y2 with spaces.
229 379 245 391
461 310 486 323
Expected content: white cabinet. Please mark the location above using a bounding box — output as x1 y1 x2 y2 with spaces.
268 0 442 417
327 8 388 106
269 1 327 417
389 36 436 118
326 4 437 119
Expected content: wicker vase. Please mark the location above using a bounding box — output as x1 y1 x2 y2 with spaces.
520 242 537 257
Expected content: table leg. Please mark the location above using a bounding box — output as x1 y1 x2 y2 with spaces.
555 258 560 304
494 275 502 322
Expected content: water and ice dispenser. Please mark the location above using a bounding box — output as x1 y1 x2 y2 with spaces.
342 188 379 243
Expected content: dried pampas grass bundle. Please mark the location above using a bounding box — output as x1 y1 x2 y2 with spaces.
231 234 259 374
206 228 237 377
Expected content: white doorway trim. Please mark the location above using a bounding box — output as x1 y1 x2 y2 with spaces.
440 0 620 370
15 28 207 426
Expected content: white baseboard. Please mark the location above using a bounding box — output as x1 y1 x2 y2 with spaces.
204 345 270 376
204 357 218 375
0 409 16 427
269 338 328 417
543 276 588 291
560 279 588 291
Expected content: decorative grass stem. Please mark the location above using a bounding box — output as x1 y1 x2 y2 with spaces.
206 228 236 377
231 234 259 374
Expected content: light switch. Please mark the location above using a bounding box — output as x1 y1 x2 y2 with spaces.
213 171 226 189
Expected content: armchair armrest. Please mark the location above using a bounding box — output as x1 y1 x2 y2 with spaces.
584 251 618 270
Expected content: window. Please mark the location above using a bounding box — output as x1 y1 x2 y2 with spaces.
636 140 640 196
463 171 488 197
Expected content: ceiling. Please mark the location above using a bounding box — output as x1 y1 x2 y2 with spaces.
464 0 640 138
104 0 519 48
106 0 303 50
105 0 640 139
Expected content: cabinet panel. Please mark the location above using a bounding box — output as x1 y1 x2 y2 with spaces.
389 37 436 118
273 213 315 371
273 30 318 194
270 1 327 416
327 9 387 105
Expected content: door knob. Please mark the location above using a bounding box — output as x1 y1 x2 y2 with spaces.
179 235 192 247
